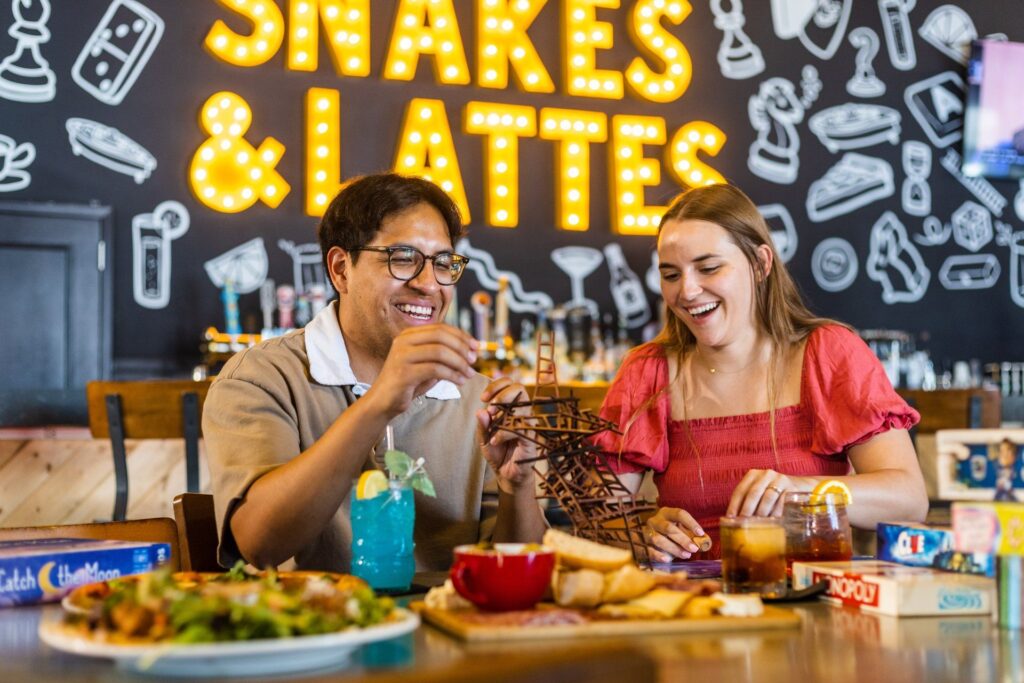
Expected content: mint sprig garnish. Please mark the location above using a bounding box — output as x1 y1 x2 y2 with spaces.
384 450 436 497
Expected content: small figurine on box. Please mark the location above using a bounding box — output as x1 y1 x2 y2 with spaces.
994 438 1020 502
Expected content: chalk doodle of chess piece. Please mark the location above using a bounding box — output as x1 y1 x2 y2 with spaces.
645 250 660 295
711 0 764 80
0 0 56 102
866 211 930 304
1015 180 1024 222
748 77 812 185
846 27 885 98
189 91 290 213
877 0 917 70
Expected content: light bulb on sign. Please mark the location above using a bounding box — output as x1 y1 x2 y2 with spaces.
477 0 554 92
288 0 370 76
563 0 623 99
205 0 284 67
393 98 470 221
384 0 469 84
305 88 341 216
539 107 607 231
666 121 727 188
610 114 665 235
625 0 692 103
464 101 537 227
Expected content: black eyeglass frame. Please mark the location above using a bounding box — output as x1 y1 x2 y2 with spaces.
349 245 471 285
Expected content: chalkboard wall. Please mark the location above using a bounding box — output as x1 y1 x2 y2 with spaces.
1 0 1022 377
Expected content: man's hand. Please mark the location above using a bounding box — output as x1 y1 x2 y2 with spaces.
476 377 538 493
365 324 478 418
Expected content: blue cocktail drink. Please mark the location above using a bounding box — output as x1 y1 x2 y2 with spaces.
350 481 415 592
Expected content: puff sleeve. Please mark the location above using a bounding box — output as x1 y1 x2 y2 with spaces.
591 344 672 474
803 325 920 456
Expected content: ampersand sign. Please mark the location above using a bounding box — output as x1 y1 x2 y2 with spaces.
189 91 290 213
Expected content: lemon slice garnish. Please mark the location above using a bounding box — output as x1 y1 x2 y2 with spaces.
356 470 389 500
809 479 852 506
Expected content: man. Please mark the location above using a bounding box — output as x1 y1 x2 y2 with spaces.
203 173 546 571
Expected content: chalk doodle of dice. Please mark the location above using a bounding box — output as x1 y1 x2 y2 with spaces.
846 28 885 98
938 254 1001 291
904 71 965 149
747 67 821 185
278 240 326 296
918 5 976 65
204 238 269 295
760 203 798 264
0 133 34 192
0 0 56 102
71 0 164 106
132 200 189 310
65 118 156 183
866 211 930 304
877 0 917 71
940 149 1007 216
769 0 851 60
551 246 603 320
646 250 660 295
950 201 993 252
455 238 554 314
806 153 894 223
711 0 764 80
604 243 651 329
811 238 858 293
808 103 901 154
901 141 931 217
913 216 952 247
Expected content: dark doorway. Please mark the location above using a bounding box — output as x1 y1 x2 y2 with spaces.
0 201 112 426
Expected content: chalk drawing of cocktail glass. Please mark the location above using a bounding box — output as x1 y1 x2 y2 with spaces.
132 200 189 309
551 246 602 318
279 239 325 295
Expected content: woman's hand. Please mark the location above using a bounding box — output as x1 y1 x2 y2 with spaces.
727 469 815 517
644 507 705 562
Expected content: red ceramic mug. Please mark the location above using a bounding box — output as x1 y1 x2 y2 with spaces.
450 543 555 612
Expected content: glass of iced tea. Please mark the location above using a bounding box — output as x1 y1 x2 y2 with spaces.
719 516 787 597
783 492 853 570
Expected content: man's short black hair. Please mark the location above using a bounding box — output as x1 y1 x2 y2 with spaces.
318 172 464 280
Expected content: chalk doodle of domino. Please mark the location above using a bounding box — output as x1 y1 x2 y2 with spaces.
811 237 858 293
912 216 951 247
866 211 930 304
769 0 852 60
940 148 1007 216
877 0 917 71
759 203 798 264
132 200 188 310
65 118 156 183
204 238 269 294
72 0 164 106
938 254 1001 291
455 238 554 314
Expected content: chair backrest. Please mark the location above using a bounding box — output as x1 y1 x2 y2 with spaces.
173 493 221 572
86 379 213 521
0 518 181 571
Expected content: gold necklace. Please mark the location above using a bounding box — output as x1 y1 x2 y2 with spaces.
693 345 763 375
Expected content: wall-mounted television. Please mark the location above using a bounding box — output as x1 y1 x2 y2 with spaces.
963 39 1024 179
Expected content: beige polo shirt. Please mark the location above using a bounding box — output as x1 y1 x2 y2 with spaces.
203 303 495 572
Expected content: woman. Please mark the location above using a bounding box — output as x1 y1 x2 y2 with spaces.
595 184 928 562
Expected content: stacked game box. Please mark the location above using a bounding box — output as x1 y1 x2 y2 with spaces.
876 522 994 576
0 538 170 607
791 559 994 617
952 501 1024 555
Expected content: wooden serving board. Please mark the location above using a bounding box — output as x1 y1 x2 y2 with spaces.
413 602 801 642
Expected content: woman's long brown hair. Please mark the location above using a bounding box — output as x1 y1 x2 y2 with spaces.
619 184 843 481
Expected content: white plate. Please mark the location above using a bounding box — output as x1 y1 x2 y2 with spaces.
39 608 419 677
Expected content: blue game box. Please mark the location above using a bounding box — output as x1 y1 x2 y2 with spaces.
0 538 171 607
876 522 994 577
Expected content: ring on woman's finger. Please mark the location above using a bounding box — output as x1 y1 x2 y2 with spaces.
768 484 784 494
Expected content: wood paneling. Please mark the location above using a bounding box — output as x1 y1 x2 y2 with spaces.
0 439 209 527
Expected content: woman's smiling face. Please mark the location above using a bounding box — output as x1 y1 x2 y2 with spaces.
657 218 771 348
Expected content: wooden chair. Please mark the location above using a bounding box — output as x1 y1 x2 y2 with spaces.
0 518 182 571
86 379 212 521
172 492 221 572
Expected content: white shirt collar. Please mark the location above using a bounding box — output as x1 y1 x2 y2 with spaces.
304 301 462 400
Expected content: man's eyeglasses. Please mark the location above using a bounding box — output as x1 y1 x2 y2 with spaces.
349 245 470 285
